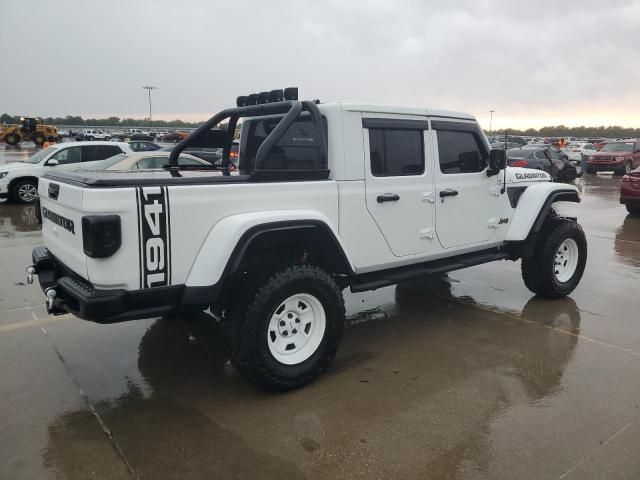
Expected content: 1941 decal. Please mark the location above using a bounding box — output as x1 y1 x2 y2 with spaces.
136 186 171 289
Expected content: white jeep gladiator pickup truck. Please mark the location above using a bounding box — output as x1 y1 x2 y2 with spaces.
29 88 587 390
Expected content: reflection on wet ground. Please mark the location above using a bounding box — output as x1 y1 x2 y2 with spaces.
0 143 42 164
0 203 41 235
1 169 640 479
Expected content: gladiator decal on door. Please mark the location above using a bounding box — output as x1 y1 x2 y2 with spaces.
136 186 172 289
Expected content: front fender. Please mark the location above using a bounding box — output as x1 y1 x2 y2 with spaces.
505 183 580 241
184 210 353 287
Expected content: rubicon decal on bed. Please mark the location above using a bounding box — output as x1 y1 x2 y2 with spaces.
136 186 172 289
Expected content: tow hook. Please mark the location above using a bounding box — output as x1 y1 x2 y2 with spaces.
26 266 36 285
45 288 57 312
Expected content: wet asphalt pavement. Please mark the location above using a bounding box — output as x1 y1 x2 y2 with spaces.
1 144 639 479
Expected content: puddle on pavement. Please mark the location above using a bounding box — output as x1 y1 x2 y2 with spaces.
40 280 584 479
615 214 640 267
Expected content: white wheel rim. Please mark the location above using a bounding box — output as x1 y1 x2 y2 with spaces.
267 293 326 365
554 239 579 283
18 184 37 202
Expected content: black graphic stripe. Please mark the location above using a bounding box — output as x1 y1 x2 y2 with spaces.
138 186 169 289
164 186 172 285
136 187 143 289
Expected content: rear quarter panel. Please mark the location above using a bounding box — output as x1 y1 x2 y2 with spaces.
80 180 340 290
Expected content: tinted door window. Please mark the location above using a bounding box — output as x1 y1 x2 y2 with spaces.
436 130 488 174
369 129 424 177
48 146 82 165
82 145 123 162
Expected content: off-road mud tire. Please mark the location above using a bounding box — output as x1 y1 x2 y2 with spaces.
223 265 345 391
521 218 587 299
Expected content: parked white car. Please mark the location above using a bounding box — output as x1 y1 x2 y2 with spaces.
563 142 598 164
0 141 132 203
80 151 209 171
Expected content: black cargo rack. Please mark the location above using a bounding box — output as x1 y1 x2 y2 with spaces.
169 97 328 181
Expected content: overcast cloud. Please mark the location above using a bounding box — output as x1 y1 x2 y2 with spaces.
1 0 639 128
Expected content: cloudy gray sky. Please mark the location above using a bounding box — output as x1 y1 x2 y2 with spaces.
1 0 639 129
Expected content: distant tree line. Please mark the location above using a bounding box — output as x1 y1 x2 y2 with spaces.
487 125 640 138
0 113 201 128
2 113 638 138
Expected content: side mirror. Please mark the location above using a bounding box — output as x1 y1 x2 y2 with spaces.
47 159 59 166
489 149 506 170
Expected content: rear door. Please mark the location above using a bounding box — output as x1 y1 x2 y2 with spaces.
363 116 436 257
432 121 503 249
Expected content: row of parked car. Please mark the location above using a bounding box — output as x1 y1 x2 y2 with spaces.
0 140 239 203
57 128 192 143
496 137 640 215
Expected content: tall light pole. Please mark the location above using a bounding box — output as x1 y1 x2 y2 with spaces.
489 109 495 133
142 85 157 127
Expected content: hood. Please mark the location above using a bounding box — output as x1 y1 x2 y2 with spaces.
0 162 38 172
504 167 551 184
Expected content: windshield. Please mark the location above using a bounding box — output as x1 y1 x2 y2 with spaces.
25 146 56 164
600 142 634 152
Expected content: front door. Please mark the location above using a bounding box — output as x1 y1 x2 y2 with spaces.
432 122 503 249
363 116 436 257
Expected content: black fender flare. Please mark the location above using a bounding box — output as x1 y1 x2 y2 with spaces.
181 220 353 306
530 189 580 234
224 220 354 276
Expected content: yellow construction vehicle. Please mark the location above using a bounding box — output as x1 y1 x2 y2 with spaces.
0 117 58 146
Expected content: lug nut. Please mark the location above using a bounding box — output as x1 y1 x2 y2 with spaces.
283 331 288 336
295 318 300 323
292 329 297 334
280 321 285 326
288 313 293 318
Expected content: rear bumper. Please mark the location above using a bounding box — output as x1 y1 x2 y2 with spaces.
30 246 186 323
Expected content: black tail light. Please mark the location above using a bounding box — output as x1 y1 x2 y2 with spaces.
82 215 121 258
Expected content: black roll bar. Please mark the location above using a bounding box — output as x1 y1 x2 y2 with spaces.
168 100 327 174
254 101 302 169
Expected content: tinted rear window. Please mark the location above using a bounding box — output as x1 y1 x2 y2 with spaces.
239 114 327 174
